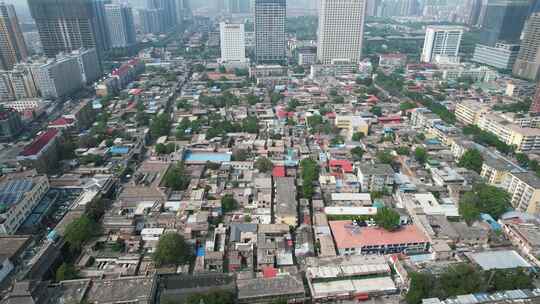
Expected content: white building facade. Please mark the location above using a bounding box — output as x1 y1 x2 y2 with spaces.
219 22 247 64
421 26 463 63
317 0 366 64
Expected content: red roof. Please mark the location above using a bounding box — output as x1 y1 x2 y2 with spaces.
20 129 59 157
276 108 294 119
329 221 429 249
367 95 380 103
129 88 143 95
49 117 75 127
329 160 353 173
262 267 278 278
325 112 336 119
272 166 286 177
378 116 402 123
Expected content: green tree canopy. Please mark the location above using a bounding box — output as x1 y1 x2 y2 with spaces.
56 263 78 282
153 233 192 266
164 162 190 190
351 147 365 161
64 215 98 250
150 113 171 139
370 106 382 117
221 194 239 213
352 132 365 141
458 149 483 173
376 150 394 164
459 183 511 224
300 158 320 199
374 207 400 231
414 147 428 164
254 157 273 173
396 146 410 155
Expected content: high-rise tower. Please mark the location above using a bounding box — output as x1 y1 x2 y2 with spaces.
105 4 136 49
255 0 286 64
0 3 28 70
317 0 366 65
28 0 105 58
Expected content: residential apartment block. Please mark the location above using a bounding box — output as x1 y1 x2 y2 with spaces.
501 172 540 214
0 176 49 234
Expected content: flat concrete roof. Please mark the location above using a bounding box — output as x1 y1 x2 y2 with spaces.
469 250 532 270
312 277 396 299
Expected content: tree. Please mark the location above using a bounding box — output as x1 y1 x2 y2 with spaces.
153 233 192 266
374 207 400 231
270 92 283 105
400 101 416 111
287 99 300 112
86 198 107 222
221 194 239 213
56 263 78 281
255 157 273 173
370 106 382 117
242 116 259 133
246 94 259 106
150 113 171 139
292 65 305 74
516 153 529 167
459 193 481 225
232 149 249 161
458 149 483 173
376 150 394 164
414 147 428 164
406 272 434 304
300 158 319 200
351 147 364 161
155 143 175 154
330 135 344 146
459 183 510 224
307 114 323 130
396 146 410 155
352 132 365 141
164 162 190 190
64 215 98 250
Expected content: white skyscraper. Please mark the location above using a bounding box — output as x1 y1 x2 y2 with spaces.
421 26 464 63
105 4 137 49
317 0 367 65
220 22 247 63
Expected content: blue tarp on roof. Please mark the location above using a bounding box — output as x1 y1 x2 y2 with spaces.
109 146 130 154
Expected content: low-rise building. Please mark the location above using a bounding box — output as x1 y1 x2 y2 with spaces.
274 177 297 226
17 129 62 174
306 255 397 302
335 115 369 140
358 163 394 192
501 218 540 266
329 220 429 255
237 274 306 304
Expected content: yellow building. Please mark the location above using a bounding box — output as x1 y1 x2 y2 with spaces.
455 101 489 126
477 114 540 152
335 115 369 140
502 172 540 214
